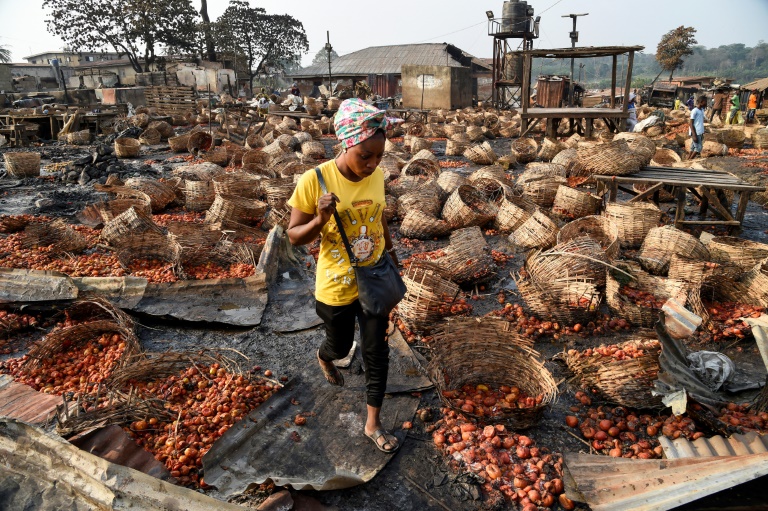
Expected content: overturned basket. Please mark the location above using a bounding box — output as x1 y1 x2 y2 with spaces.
464 142 497 165
708 236 768 270
514 273 602 325
123 177 177 213
602 201 661 248
402 158 440 179
212 172 262 199
168 133 191 153
494 193 536 233
511 138 538 164
138 127 161 146
552 185 602 219
397 260 461 332
511 210 559 250
398 186 442 218
205 194 267 226
577 139 641 176
521 176 568 208
557 215 620 260
399 210 452 240
562 335 663 409
3 152 40 178
429 318 558 429
637 225 710 275
184 180 216 212
442 185 497 228
441 226 498 285
114 137 140 159
100 206 164 247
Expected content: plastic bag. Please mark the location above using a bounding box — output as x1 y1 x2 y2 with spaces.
686 351 735 391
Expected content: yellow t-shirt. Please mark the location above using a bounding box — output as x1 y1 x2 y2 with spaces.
288 159 386 306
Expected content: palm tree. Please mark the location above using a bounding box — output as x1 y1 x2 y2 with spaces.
0 45 11 63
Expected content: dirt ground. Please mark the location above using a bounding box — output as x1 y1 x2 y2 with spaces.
1 130 768 511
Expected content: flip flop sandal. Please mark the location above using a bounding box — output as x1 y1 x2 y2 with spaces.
317 350 344 387
365 428 400 454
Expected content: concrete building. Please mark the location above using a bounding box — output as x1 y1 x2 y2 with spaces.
288 43 491 102
23 50 124 66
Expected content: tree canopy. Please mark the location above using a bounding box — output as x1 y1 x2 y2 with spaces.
215 0 308 89
312 47 339 66
42 0 199 73
656 26 698 81
0 45 11 64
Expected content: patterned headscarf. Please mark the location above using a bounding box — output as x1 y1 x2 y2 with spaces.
333 98 403 149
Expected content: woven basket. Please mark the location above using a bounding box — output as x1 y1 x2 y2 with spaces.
242 149 272 167
514 272 602 325
398 186 442 218
399 210 452 240
683 139 728 157
168 133 191 153
494 193 536 233
184 180 216 212
637 225 710 275
521 175 568 207
123 177 176 213
443 124 466 137
741 259 768 308
441 226 498 284
511 138 538 164
442 185 497 228
557 215 620 260
379 154 406 178
445 140 469 156
466 126 485 142
116 231 182 272
412 149 438 162
23 218 88 254
384 195 398 221
301 140 326 160
511 210 559 250
397 261 461 330
402 158 440 179
605 261 689 328
708 237 768 270
245 133 267 150
754 128 768 150
147 121 173 139
187 131 213 153
131 113 150 129
101 206 164 247
717 129 746 148
471 177 507 201
436 172 469 200
172 162 225 182
614 132 655 165
552 148 588 177
212 172 262 199
464 142 497 165
262 178 296 209
170 115 187 126
409 138 433 154
67 129 91 145
114 137 140 158
562 335 663 409
429 318 558 429
538 137 566 162
138 127 161 146
203 148 229 167
577 139 641 176
386 175 431 197
650 148 682 166
552 185 602 219
450 132 471 144
667 253 744 287
3 152 40 177
528 237 610 288
602 201 661 248
205 194 267 225
262 140 288 160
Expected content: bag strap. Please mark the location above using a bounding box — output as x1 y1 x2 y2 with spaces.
314 167 359 265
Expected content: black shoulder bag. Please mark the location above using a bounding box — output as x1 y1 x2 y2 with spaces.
314 167 406 317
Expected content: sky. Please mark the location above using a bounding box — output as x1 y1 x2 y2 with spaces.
1 0 766 66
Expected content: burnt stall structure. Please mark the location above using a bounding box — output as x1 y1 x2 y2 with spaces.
519 46 643 138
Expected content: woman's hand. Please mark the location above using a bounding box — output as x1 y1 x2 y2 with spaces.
317 193 340 225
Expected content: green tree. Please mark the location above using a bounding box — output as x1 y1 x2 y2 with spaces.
656 26 698 81
42 0 199 73
0 45 11 63
215 1 308 90
312 47 339 66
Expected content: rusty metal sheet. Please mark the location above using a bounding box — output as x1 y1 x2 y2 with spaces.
0 374 60 425
69 425 171 481
660 431 768 459
564 451 768 511
0 267 78 303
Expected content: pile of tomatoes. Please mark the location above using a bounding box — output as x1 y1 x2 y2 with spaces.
442 384 544 418
699 301 763 342
566 340 657 363
184 262 256 280
618 286 667 309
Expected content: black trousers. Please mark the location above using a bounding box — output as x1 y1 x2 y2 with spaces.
709 108 722 123
316 300 389 408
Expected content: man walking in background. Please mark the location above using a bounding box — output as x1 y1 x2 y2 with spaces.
709 89 725 123
747 89 758 124
687 95 707 160
728 89 741 125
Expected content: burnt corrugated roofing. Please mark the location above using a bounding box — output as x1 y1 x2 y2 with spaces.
290 43 488 78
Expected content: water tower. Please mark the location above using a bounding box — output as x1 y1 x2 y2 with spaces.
487 0 539 109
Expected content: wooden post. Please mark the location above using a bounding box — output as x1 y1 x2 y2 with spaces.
610 55 617 108
622 51 634 115
521 52 530 134
735 192 751 224
675 186 686 229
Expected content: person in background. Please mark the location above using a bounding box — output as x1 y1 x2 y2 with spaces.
728 89 741 125
626 93 638 132
287 99 403 454
674 97 682 110
687 95 707 160
686 95 695 110
710 89 725 123
290 82 301 97
747 89 758 123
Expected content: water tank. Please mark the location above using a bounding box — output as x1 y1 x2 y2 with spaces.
503 53 525 84
501 0 529 36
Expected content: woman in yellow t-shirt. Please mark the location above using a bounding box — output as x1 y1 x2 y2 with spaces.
286 98 402 453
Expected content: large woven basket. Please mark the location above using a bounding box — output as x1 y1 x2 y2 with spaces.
428 318 558 429
402 158 440 179
242 149 272 166
494 193 536 233
245 133 267 150
602 201 661 248
203 148 229 167
184 180 216 212
519 162 567 182
708 237 768 270
754 128 768 150
667 253 744 287
511 138 538 164
441 227 498 284
3 152 40 177
187 131 213 153
101 206 164 247
443 124 466 137
717 129 746 148
527 237 611 288
138 127 161 146
577 139 641 176
116 231 182 272
463 143 496 165
412 149 438 162
442 185 497 228
114 137 140 158
557 215 620 260
205 194 267 225
386 175 432 197
398 186 442 218
147 120 173 139
614 132 656 165
466 126 485 142
131 113 150 129
552 185 601 219
538 137 566 162
168 133 191 153
262 178 296 209
67 129 92 145
123 177 176 213
514 273 602 325
301 140 326 160
409 137 433 154
741 259 768 308
605 261 689 328
552 148 588 177
650 148 682 166
212 172 262 199
445 140 469 156
562 335 663 409
23 218 88 254
511 210 559 250
637 225 710 275
521 176 568 208
399 210 452 240
436 171 469 200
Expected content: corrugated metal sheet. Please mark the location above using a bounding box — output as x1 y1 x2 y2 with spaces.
743 77 768 92
290 43 484 78
564 451 768 511
660 431 768 459
0 374 61 425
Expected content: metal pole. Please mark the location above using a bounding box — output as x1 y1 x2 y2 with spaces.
421 73 426 111
326 31 333 97
562 13 588 107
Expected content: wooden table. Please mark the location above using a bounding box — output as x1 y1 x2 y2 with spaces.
521 107 630 138
594 166 766 233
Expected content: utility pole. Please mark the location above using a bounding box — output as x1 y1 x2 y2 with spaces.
562 13 588 107
325 31 333 97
